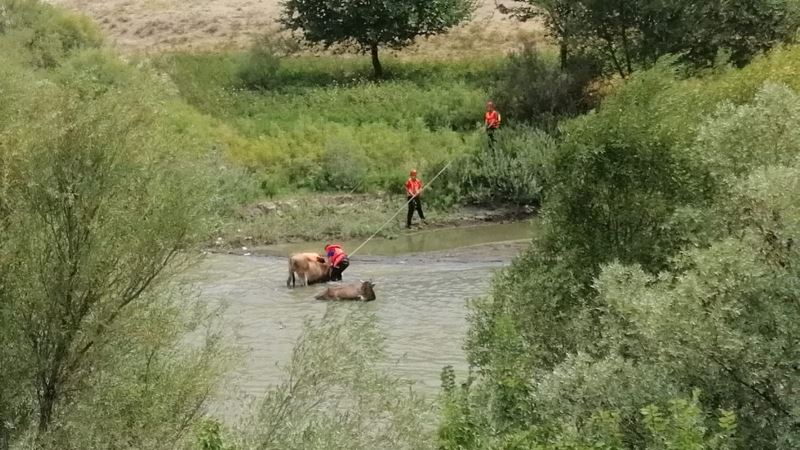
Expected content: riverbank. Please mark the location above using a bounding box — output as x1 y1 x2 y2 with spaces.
213 192 537 249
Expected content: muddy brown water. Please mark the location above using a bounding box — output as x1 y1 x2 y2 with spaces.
187 221 536 410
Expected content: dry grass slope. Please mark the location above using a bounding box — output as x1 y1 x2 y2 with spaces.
45 0 544 55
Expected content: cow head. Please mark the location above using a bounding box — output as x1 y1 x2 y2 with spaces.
359 280 377 301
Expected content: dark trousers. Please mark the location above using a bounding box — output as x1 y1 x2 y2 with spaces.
487 127 498 149
407 196 425 227
330 257 349 281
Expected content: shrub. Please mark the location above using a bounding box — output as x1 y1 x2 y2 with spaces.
692 83 800 179
456 47 800 450
0 0 103 68
430 127 557 207
315 138 370 191
237 33 285 90
233 309 435 450
491 47 599 130
0 13 232 446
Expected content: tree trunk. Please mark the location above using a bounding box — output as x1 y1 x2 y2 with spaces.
37 382 57 434
370 44 383 78
36 339 70 436
620 28 634 76
1 426 9 450
559 40 569 70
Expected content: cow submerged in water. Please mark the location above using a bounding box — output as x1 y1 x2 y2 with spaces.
287 252 330 288
315 280 377 301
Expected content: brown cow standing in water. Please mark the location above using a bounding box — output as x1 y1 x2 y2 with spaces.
287 252 330 288
315 280 376 301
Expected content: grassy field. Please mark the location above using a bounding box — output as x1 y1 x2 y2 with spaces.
40 0 550 245
152 52 543 245
154 52 503 192
45 0 544 55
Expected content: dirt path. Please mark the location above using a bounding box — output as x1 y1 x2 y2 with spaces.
46 0 544 55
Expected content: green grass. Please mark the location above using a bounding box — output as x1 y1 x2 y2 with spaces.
144 51 558 244
150 53 504 194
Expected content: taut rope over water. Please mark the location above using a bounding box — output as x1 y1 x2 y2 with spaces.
349 159 455 257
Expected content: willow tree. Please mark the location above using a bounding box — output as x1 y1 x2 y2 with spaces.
280 0 476 77
0 13 229 446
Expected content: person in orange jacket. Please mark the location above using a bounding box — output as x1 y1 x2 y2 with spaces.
324 244 349 281
484 101 501 149
405 169 426 229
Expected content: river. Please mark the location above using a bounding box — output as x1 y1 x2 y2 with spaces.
186 221 535 411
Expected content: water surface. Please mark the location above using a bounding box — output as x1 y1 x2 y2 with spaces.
261 221 534 256
189 221 536 413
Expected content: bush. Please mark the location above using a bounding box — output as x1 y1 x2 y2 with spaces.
456 48 800 450
692 83 800 179
0 0 103 68
0 8 233 446
237 34 284 90
491 47 599 130
429 127 557 208
315 138 369 191
232 309 435 450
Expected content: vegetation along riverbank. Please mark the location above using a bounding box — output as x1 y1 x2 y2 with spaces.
4 0 800 448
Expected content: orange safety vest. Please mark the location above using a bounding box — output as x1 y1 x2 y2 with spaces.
485 110 501 129
405 178 423 197
324 244 347 267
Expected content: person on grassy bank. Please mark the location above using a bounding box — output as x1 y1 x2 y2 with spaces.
406 169 426 229
484 101 501 149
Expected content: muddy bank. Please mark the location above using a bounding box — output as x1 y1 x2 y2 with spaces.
213 219 537 264
216 194 537 251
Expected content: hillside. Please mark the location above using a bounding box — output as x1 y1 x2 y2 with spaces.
45 0 543 54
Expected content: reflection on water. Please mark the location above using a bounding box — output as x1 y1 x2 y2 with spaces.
263 221 535 256
186 254 501 405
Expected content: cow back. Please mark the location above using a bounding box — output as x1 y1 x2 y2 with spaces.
290 252 330 284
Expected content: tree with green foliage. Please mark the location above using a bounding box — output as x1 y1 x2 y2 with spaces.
500 0 800 77
447 50 800 448
0 2 232 448
490 46 599 130
0 62 229 447
280 0 476 77
499 0 582 69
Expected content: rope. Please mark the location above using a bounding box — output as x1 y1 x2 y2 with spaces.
349 159 455 257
